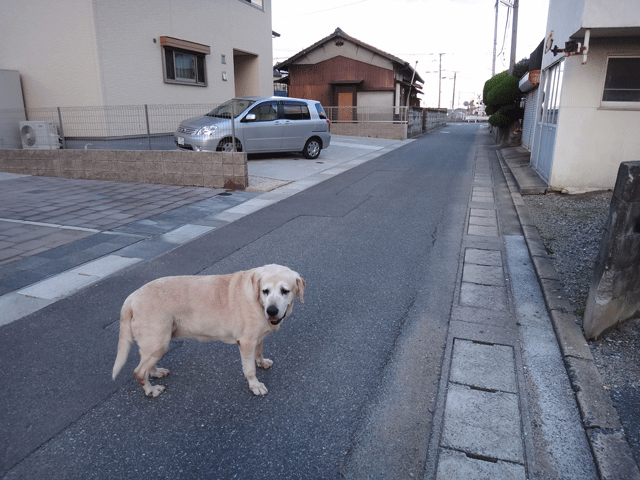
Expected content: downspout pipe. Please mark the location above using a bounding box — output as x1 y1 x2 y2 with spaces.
582 29 590 64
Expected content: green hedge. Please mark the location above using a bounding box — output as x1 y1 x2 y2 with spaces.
483 59 528 128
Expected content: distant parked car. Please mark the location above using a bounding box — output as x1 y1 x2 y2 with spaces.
175 96 331 159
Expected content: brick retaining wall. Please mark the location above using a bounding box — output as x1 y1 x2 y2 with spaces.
0 149 248 189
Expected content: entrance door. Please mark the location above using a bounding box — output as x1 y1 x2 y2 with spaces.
338 92 352 123
532 60 564 183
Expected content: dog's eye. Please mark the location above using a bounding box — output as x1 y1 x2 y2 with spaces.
262 289 270 295
280 288 290 295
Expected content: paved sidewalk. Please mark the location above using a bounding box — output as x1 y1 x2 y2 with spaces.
0 136 409 326
424 138 596 478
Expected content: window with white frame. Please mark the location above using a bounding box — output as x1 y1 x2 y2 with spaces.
602 56 640 108
160 36 210 86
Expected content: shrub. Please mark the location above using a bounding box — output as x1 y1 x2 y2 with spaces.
483 60 528 128
488 113 511 128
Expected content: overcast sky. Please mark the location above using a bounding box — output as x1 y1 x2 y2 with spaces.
272 0 550 109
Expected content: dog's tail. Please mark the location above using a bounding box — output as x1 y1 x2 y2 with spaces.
112 295 134 380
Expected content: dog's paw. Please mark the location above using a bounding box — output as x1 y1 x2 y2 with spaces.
249 381 268 396
151 367 170 378
257 358 273 369
145 385 165 397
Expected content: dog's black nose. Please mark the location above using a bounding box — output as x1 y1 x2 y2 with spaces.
266 305 279 318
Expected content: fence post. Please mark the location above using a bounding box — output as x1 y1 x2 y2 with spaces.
144 104 152 150
231 102 236 152
57 107 66 149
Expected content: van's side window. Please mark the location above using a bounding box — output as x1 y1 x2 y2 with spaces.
248 102 278 122
282 103 311 120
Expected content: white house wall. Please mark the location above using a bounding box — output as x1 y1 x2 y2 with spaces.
0 0 273 108
542 0 640 70
582 0 640 29
548 38 640 189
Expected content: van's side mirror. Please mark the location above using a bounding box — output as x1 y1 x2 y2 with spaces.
244 113 256 122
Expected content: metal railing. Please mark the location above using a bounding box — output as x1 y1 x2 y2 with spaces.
1 104 217 150
325 106 409 124
1 103 448 150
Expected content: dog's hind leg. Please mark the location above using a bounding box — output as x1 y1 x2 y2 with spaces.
238 340 268 395
134 349 167 397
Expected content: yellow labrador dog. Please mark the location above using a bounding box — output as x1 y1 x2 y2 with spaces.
112 264 305 397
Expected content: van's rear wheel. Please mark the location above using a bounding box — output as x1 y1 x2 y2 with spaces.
302 138 321 159
217 138 242 152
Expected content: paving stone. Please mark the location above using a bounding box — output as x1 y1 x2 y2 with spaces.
0 292 53 326
460 282 507 310
462 264 505 286
469 215 498 227
441 383 523 463
470 209 497 219
468 224 499 236
436 449 526 480
450 339 517 393
464 248 502 267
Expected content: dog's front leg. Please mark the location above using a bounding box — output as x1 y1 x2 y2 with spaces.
238 340 268 395
255 340 273 369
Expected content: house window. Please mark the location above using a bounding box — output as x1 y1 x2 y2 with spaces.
160 36 210 86
602 56 640 108
243 0 263 9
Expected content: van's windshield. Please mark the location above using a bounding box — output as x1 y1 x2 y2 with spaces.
206 99 256 119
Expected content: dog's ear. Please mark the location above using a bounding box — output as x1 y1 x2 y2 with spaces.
296 275 306 303
251 270 263 306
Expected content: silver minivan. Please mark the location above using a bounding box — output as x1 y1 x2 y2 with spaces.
175 96 331 159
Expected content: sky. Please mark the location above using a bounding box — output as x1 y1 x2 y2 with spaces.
271 0 550 109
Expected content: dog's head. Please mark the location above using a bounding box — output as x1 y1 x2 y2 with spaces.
252 264 305 326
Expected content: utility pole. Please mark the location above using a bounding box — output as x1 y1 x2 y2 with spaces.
492 0 518 76
451 72 457 110
438 53 445 109
509 0 519 74
492 0 498 76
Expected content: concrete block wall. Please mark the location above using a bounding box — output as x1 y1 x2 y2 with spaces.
0 149 248 189
331 123 406 140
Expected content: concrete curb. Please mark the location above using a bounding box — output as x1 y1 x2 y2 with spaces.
495 147 640 480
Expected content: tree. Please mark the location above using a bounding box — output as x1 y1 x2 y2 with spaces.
483 58 529 128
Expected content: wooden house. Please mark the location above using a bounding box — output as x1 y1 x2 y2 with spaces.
275 28 423 112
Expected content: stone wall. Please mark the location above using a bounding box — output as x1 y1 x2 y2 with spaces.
584 161 640 339
0 148 248 189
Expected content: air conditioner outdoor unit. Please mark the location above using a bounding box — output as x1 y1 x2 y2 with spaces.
19 121 61 149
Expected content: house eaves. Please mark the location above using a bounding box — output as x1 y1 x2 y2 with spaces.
275 28 424 84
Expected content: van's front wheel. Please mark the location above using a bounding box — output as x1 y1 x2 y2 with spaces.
302 138 321 159
217 137 242 152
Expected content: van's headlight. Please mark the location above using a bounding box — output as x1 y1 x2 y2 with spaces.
196 125 218 136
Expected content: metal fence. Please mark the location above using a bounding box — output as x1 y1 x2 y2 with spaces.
325 106 409 124
2 104 216 151
1 103 448 150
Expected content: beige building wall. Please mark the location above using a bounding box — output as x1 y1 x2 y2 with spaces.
549 39 640 190
0 1 104 108
296 40 395 71
0 0 273 108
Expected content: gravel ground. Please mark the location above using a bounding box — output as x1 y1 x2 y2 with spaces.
523 191 640 466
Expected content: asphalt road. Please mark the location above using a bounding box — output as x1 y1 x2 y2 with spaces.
1 125 478 479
